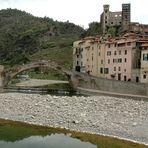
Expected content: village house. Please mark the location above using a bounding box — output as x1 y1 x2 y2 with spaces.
73 3 148 83
73 33 148 83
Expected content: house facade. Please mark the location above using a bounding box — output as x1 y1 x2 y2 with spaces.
73 34 148 84
140 44 148 83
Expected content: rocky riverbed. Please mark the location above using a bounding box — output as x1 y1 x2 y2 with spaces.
0 93 148 145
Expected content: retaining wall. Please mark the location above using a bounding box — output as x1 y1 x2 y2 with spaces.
71 71 148 97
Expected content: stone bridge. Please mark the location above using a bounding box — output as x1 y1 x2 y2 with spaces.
1 62 148 97
0 61 72 87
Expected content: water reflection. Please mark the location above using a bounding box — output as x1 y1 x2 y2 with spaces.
0 119 147 148
0 134 96 148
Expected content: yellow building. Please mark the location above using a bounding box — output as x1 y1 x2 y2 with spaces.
73 37 99 76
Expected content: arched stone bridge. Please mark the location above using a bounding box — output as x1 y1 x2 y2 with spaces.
0 60 72 87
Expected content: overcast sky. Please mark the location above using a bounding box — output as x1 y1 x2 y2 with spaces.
0 0 147 28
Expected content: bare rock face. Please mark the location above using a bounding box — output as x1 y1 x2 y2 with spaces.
0 93 148 145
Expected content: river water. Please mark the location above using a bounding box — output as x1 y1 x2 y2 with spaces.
0 134 95 148
0 119 147 148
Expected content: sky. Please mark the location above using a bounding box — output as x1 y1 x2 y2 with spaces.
0 0 147 28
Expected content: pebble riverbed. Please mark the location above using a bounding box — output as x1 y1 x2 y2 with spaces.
0 93 148 145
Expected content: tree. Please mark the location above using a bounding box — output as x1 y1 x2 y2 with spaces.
108 27 116 37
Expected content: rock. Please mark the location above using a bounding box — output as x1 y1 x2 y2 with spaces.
72 120 79 124
132 122 137 126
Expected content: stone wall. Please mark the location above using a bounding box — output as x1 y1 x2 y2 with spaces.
72 71 148 96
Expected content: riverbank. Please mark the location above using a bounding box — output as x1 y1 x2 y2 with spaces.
0 93 148 146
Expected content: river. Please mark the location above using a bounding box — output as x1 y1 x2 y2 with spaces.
0 119 147 148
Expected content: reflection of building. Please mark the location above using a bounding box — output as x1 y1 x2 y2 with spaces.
73 33 148 83
100 3 131 34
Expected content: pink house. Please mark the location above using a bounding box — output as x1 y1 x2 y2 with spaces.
104 38 137 81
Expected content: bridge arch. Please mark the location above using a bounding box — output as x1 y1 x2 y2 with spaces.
4 61 72 87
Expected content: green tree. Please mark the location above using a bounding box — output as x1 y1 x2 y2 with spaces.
81 22 101 37
108 27 116 37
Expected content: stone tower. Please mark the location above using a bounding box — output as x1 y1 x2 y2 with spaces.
122 3 131 32
100 5 110 34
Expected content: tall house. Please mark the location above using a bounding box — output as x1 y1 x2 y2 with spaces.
122 4 131 32
73 37 99 76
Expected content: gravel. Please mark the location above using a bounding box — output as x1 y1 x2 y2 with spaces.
0 93 148 145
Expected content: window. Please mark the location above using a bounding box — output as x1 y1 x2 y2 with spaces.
98 52 100 56
124 58 127 62
100 68 103 74
77 61 79 66
114 43 117 47
143 54 148 61
108 44 111 48
104 68 109 74
118 43 125 47
107 51 111 56
118 67 121 71
127 42 131 46
113 59 117 63
125 50 127 55
119 51 121 55
114 51 117 55
143 75 146 79
118 58 122 63
101 60 103 64
124 76 127 81
114 67 116 71
77 55 79 58
108 59 110 64
81 62 83 66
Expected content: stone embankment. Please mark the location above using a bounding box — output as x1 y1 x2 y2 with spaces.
0 93 148 145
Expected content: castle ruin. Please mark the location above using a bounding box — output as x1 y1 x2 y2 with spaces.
100 3 131 34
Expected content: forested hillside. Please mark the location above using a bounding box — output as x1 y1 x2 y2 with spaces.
0 9 84 67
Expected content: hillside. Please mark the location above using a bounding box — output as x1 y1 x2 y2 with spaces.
0 9 84 67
